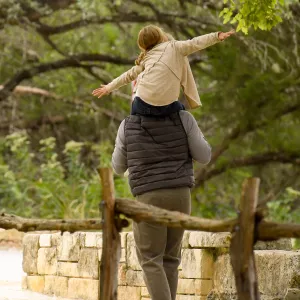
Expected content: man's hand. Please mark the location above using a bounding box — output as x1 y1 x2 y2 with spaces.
218 30 235 41
92 85 110 98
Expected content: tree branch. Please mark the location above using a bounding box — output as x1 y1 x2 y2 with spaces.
38 32 69 56
0 85 55 97
3 199 300 241
195 101 300 185
258 169 300 211
0 84 125 125
36 13 157 35
0 53 133 102
195 151 300 186
0 115 66 131
213 102 300 164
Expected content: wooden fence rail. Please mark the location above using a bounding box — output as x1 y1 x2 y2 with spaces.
2 200 300 240
1 167 300 300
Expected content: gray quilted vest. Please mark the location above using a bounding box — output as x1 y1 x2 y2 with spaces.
124 113 194 196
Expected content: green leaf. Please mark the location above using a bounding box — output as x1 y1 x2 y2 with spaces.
219 8 229 17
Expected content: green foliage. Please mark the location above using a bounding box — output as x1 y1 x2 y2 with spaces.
220 0 287 34
267 187 300 249
0 132 132 219
93 141 113 168
192 167 253 219
0 0 299 225
267 187 300 223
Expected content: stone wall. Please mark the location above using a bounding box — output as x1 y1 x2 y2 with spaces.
22 231 300 300
0 228 24 249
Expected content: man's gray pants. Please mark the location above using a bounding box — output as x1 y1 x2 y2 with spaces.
133 187 191 300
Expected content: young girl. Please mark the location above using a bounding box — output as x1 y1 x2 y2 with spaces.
92 25 234 115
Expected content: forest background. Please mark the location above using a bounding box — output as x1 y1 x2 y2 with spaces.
0 0 299 231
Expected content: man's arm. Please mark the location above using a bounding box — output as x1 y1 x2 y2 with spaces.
179 110 211 164
112 120 128 175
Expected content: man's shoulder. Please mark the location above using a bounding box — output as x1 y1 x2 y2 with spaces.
179 110 196 133
124 115 140 122
179 110 194 119
118 119 126 132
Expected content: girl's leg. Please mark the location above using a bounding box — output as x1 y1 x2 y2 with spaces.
131 96 185 116
131 98 138 115
131 97 151 115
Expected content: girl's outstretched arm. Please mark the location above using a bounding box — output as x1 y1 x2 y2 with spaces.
92 65 144 99
92 84 110 98
218 30 235 41
175 30 235 56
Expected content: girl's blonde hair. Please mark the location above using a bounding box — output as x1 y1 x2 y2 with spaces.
135 25 168 65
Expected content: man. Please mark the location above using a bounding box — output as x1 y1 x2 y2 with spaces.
112 109 211 300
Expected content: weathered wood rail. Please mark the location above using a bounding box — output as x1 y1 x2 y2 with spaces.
1 167 300 300
2 198 300 240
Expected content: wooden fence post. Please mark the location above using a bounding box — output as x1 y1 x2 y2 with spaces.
98 168 121 300
230 178 261 300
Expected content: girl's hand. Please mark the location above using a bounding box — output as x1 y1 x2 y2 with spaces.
218 30 235 41
92 85 110 98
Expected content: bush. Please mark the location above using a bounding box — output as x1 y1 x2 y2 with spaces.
0 132 132 219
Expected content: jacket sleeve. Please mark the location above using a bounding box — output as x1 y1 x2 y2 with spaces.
179 111 211 164
174 32 221 56
112 120 128 175
106 65 144 93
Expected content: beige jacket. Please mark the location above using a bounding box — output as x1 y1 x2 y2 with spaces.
106 32 221 108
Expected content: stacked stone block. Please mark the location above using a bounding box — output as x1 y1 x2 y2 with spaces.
22 230 298 300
